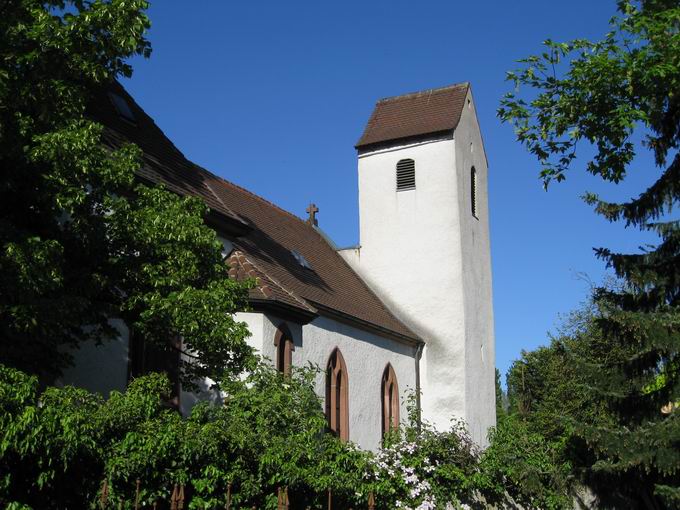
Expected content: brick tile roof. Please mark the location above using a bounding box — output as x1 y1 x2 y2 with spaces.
226 250 316 314
90 82 420 343
356 82 469 148
90 82 247 229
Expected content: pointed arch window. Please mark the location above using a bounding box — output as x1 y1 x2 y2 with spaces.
274 324 294 375
326 348 349 441
381 364 400 437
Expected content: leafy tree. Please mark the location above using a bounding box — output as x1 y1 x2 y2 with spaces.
506 303 611 444
0 1 254 385
478 414 573 510
0 362 371 509
499 1 680 506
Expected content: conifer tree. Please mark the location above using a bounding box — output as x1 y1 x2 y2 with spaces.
499 1 679 507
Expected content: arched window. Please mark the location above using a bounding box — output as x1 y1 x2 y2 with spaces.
381 364 400 437
471 166 478 218
326 348 349 441
274 324 294 375
396 159 416 191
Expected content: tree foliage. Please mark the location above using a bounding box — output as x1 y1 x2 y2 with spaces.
0 363 372 509
0 0 254 384
499 1 680 506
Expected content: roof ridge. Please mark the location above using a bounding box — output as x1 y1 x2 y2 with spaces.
197 164 319 232
377 82 469 104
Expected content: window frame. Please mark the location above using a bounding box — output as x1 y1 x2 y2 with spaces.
274 323 295 376
381 363 400 438
325 348 349 441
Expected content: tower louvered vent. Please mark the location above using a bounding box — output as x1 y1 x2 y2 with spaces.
396 159 416 191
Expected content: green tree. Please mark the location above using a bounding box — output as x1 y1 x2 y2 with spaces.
0 362 371 509
495 368 507 419
0 1 254 385
499 1 680 507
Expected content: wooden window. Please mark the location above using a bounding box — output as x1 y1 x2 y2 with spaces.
326 348 349 441
274 323 294 375
396 159 416 191
128 332 181 409
381 364 400 437
471 166 478 218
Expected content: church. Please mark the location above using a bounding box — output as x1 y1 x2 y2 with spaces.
60 81 496 451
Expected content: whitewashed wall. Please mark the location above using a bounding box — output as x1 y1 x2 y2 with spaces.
56 309 418 451
454 90 496 445
302 315 417 451
240 311 417 451
346 136 469 434
342 92 495 446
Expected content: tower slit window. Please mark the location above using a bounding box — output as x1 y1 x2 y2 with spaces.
471 166 478 218
396 159 416 191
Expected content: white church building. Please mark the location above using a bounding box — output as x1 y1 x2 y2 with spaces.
61 81 496 450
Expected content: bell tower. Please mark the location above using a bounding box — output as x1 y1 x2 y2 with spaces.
339 83 495 445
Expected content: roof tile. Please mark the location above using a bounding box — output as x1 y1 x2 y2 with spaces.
356 82 469 148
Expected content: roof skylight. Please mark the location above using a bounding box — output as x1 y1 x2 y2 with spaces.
108 92 136 123
291 249 312 269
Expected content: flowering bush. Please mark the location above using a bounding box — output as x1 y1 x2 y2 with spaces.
369 438 438 509
365 394 481 510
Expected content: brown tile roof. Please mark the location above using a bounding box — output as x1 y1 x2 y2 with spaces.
356 82 469 149
226 250 316 314
89 82 247 230
90 81 420 343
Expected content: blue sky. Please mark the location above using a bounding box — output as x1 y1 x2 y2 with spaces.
122 1 660 382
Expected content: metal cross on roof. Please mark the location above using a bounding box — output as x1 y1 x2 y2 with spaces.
306 203 319 226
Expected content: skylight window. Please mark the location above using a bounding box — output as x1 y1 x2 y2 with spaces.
108 92 136 123
291 250 312 269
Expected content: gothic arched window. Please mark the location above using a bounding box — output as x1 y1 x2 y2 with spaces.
381 364 400 437
326 348 349 441
274 324 294 375
396 159 416 191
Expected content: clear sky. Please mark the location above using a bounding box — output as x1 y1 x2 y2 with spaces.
122 1 660 383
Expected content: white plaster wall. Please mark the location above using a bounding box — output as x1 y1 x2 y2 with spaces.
243 311 416 450
347 94 496 446
56 309 418 451
58 319 130 396
351 137 469 434
454 90 496 446
301 315 417 451
233 311 266 355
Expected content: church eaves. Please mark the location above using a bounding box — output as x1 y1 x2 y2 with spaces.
355 82 469 149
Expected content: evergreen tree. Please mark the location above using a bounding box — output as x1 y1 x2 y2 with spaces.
499 1 680 507
0 1 254 385
495 367 507 419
